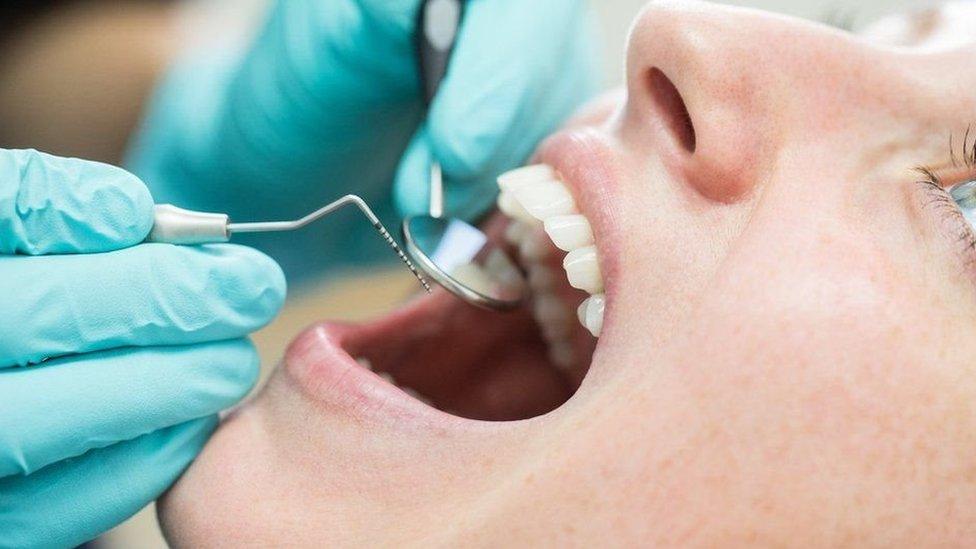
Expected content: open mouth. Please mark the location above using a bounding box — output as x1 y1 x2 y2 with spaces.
283 131 617 423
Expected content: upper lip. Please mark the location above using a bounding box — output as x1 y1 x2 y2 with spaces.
536 126 622 292
281 126 622 429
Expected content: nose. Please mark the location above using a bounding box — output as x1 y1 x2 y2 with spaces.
621 0 914 203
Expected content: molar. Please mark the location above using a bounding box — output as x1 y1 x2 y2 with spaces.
519 229 552 262
527 264 557 291
533 294 572 329
548 341 575 371
563 246 603 294
504 221 531 246
544 214 594 252
484 248 520 279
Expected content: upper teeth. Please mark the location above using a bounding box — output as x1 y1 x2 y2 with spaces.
563 246 603 295
577 294 605 338
544 215 594 252
497 164 606 341
498 164 558 193
507 180 577 219
498 191 536 224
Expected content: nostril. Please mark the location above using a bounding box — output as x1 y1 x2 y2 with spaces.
647 68 697 154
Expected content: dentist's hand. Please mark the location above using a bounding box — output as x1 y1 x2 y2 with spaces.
128 0 598 280
0 149 285 549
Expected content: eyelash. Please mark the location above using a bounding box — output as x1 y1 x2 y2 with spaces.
916 129 976 258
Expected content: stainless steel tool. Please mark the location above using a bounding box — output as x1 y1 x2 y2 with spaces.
147 195 431 292
401 0 529 311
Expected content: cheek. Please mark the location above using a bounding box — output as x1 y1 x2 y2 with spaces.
605 159 756 349
645 242 976 538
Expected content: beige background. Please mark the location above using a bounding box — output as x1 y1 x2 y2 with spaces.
103 0 932 546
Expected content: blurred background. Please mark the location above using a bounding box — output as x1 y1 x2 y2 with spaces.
0 0 936 546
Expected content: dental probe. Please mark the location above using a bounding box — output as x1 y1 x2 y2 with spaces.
147 195 432 292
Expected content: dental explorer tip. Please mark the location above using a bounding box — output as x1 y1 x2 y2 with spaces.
372 221 433 293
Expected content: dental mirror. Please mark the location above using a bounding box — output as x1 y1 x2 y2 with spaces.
401 0 529 311
403 163 528 311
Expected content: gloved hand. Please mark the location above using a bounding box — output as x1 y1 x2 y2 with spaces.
127 0 599 283
0 149 285 549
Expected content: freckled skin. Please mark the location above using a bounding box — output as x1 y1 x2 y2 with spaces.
160 2 976 546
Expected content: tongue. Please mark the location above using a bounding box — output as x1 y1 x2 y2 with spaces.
342 288 574 421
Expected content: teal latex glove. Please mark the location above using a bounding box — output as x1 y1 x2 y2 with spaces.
127 0 599 283
0 149 286 549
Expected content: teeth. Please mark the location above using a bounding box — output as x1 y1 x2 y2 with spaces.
483 249 525 291
518 229 552 262
449 262 495 295
544 215 594 252
548 342 576 372
533 294 571 327
356 358 374 371
371 368 436 408
402 387 434 407
508 179 577 220
497 163 608 344
528 266 576 358
498 164 557 194
498 192 538 225
577 294 605 337
504 221 531 246
542 321 572 342
563 246 603 294
527 264 556 291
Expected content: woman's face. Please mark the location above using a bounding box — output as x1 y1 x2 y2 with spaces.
160 1 976 545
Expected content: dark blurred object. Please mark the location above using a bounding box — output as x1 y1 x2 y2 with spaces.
0 1 81 42
0 0 177 164
0 1 172 45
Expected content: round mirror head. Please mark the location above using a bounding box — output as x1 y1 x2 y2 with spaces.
402 215 528 311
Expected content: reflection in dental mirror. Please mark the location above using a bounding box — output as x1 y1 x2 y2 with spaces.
403 216 527 310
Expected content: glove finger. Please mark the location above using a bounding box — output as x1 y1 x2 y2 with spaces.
0 340 257 478
357 0 423 35
394 127 498 221
0 149 153 256
394 128 434 218
426 0 600 178
0 243 285 368
0 416 216 549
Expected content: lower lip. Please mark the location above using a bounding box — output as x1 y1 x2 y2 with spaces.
283 320 441 428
